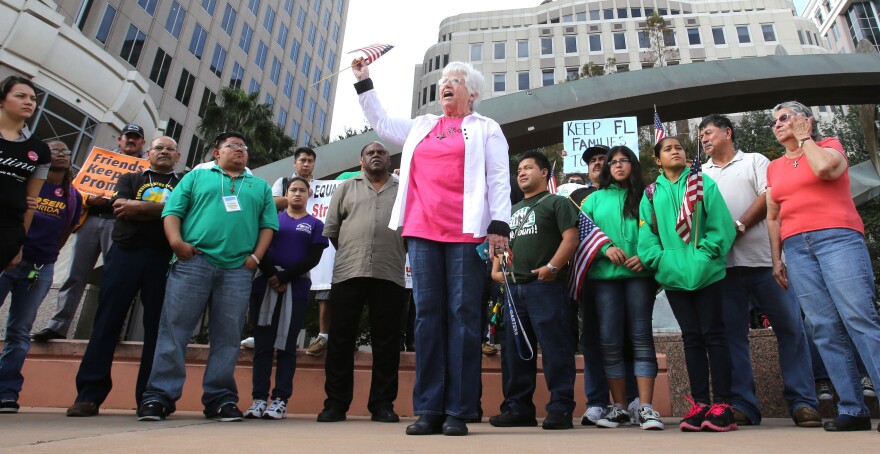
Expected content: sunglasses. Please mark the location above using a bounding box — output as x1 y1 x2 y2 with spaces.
769 113 793 128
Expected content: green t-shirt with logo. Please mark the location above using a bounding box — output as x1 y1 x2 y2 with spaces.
508 191 579 283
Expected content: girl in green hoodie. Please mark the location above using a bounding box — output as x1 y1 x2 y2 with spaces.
582 146 663 430
637 137 736 432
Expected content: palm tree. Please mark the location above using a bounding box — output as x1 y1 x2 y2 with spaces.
197 87 295 168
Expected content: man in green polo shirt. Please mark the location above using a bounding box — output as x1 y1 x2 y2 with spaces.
137 131 278 423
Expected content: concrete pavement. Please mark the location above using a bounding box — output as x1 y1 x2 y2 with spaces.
1 408 878 453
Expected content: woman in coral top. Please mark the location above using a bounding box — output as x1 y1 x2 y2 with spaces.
766 101 880 432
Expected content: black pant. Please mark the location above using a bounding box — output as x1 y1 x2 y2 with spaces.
666 280 733 405
0 220 25 269
323 277 406 414
75 245 170 406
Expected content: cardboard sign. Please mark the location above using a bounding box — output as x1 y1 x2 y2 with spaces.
72 147 148 198
563 117 639 173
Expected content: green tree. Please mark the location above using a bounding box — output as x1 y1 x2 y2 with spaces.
736 110 784 160
580 61 605 78
643 13 679 67
197 87 295 168
820 106 870 165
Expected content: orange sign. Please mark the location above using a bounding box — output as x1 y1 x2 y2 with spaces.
72 147 148 198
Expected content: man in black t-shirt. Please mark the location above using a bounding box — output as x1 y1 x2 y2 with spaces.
33 124 146 341
489 151 579 431
66 136 180 417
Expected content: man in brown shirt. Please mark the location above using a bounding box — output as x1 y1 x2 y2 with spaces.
317 141 406 424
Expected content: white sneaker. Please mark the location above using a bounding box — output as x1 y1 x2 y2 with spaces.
637 405 665 430
581 406 605 426
240 337 255 349
263 398 287 420
627 397 641 424
597 404 631 428
862 376 876 398
244 400 266 419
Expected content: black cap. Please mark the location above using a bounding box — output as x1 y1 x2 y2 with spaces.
121 124 145 138
581 145 610 165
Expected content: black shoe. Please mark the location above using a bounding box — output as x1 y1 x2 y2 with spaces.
542 411 574 430
205 402 243 422
137 401 167 421
66 402 99 417
442 415 468 436
31 328 65 342
465 409 483 423
823 415 871 432
317 407 347 422
488 410 538 427
0 400 20 413
371 408 399 423
405 414 444 435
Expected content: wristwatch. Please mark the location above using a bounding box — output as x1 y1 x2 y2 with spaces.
798 137 811 149
735 220 746 233
546 262 559 274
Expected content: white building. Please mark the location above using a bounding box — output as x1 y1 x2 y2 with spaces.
802 0 880 53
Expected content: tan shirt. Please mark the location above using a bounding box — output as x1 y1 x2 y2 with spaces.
323 173 406 287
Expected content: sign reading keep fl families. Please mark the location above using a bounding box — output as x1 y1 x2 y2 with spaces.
563 117 638 173
72 147 148 198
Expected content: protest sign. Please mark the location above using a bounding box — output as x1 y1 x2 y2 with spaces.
562 117 638 173
72 147 148 198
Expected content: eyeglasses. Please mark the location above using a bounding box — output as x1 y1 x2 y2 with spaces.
438 77 465 87
151 145 177 152
50 148 72 156
222 142 248 151
568 178 584 184
608 158 631 166
769 113 793 128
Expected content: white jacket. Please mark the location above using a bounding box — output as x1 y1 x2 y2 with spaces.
359 88 511 237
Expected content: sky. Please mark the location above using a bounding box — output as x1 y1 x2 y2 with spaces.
328 0 538 139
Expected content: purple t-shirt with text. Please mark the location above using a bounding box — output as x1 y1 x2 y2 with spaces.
266 213 328 299
24 182 82 264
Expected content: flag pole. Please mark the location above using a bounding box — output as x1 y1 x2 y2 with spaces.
693 139 702 249
309 63 356 89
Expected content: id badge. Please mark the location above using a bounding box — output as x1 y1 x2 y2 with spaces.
223 195 242 212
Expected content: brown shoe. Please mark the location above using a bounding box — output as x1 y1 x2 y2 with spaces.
66 402 99 417
793 407 822 427
730 407 752 426
481 343 499 356
306 336 328 357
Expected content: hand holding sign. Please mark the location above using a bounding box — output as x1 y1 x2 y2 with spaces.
72 147 149 198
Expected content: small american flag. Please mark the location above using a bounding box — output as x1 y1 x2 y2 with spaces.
654 110 666 144
568 211 611 300
348 43 394 65
675 144 704 243
548 167 558 194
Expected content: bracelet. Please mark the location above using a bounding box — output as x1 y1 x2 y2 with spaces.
250 254 260 265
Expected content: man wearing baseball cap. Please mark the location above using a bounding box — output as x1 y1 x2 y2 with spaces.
32 123 147 342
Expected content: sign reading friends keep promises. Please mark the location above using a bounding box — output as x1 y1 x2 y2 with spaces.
563 117 638 173
72 147 149 198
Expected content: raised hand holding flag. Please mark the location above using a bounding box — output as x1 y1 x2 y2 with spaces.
311 43 394 88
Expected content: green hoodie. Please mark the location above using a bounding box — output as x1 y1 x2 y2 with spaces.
637 168 734 291
582 184 653 280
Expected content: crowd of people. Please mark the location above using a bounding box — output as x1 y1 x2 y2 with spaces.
1 59 879 437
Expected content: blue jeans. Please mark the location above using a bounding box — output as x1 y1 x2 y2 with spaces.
0 260 54 402
579 281 638 409
141 254 253 413
407 238 484 419
805 316 868 381
75 245 171 407
666 280 733 405
784 228 880 417
720 266 818 423
501 279 576 416
593 277 658 379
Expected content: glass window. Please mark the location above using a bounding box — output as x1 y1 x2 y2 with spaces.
187 135 206 168
603 9 614 19
138 0 158 16
589 34 601 52
248 79 260 95
166 118 182 142
638 31 649 48
264 93 274 107
337 0 344 15
221 4 237 35
313 0 321 15
566 67 578 81
687 27 701 45
613 32 626 50
494 42 505 59
542 69 554 86
284 0 294 16
761 24 777 42
658 8 667 15
198 88 216 117
470 43 482 61
318 111 326 135
308 99 316 121
165 1 186 39
95 4 116 44
797 29 805 45
296 85 305 109
189 24 208 59
318 36 326 58
263 6 275 33
631 8 642 18
576 12 586 21
517 71 529 90
290 38 300 63
429 84 436 102
230 61 244 89
312 68 322 85
239 23 253 53
322 80 331 101
248 0 260 15
120 24 146 66
255 40 268 70
278 24 289 49
589 10 599 20
201 0 217 14
327 50 336 70
302 54 311 78
517 40 528 58
270 57 281 83
736 25 751 43
617 8 627 18
149 48 172 87
565 35 577 53
291 121 300 143
308 22 316 45
303 133 311 146
541 37 553 55
712 26 726 45
296 6 306 30
645 7 654 16
175 70 195 106
663 30 676 46
493 74 505 92
210 44 227 77
332 22 340 42
278 107 288 129
283 72 294 98
322 8 331 28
